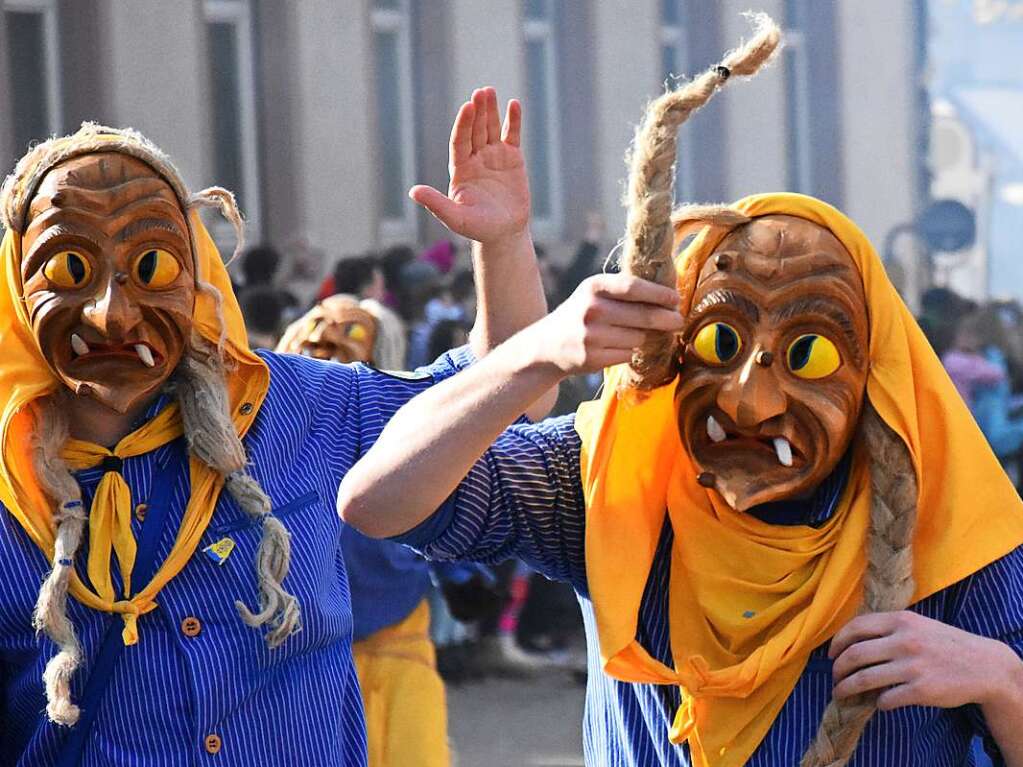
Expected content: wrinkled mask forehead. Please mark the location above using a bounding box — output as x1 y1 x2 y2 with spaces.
674 214 870 511
18 152 196 414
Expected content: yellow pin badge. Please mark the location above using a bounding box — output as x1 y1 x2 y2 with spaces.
204 537 236 566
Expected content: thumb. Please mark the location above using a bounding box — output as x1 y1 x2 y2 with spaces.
409 185 464 232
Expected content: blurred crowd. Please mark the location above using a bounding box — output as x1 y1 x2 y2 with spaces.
230 218 610 683
920 288 1023 486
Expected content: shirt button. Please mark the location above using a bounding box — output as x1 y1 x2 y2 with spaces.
239 402 254 415
204 733 222 754
134 503 148 523
181 616 202 638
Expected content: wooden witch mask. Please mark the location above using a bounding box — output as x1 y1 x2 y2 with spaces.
278 294 378 364
18 153 196 414
674 215 870 511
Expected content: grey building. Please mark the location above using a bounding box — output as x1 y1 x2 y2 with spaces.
1 0 930 301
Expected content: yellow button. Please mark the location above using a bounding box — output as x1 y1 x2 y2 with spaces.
134 503 148 523
181 616 202 638
204 733 222 754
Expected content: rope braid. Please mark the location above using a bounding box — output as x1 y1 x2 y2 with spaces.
619 12 780 390
800 402 919 767
30 396 87 726
174 340 301 648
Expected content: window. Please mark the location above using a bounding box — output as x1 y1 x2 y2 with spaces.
784 0 812 193
205 0 261 239
371 0 418 243
4 0 61 158
660 0 694 202
523 0 563 238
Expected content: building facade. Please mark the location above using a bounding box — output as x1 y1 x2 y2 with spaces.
1 0 930 301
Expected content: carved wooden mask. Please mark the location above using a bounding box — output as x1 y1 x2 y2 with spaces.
19 153 195 414
282 296 378 364
674 215 870 511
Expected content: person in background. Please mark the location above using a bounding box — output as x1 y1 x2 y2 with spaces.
379 245 415 317
317 254 387 304
238 286 289 350
917 286 976 358
946 308 1023 462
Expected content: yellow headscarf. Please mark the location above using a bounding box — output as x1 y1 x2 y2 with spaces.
575 193 1023 766
0 133 268 644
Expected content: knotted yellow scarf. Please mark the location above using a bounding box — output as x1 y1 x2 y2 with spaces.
0 198 268 645
575 193 1023 766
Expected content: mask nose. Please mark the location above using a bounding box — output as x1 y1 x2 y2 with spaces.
716 346 788 429
81 276 142 339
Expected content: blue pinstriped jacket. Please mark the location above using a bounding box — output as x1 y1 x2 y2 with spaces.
398 414 1023 766
0 348 472 767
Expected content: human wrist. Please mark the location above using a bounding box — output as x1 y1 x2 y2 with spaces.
975 637 1023 712
474 226 532 257
504 320 569 386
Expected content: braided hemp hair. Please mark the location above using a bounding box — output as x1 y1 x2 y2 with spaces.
618 14 921 764
619 12 781 390
2 124 300 725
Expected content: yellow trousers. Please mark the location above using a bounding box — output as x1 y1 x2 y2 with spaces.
352 599 451 767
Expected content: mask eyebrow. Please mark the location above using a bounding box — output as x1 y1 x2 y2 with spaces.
770 296 865 366
115 217 186 244
690 288 760 323
22 224 103 275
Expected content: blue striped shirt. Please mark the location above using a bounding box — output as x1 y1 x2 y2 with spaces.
398 414 1023 766
0 347 473 766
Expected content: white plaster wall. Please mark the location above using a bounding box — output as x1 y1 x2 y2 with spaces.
290 0 377 252
101 0 210 192
446 0 523 118
718 0 788 199
836 0 919 248
590 0 662 237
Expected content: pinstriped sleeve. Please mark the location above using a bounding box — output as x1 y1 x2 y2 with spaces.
395 414 589 593
948 545 1023 757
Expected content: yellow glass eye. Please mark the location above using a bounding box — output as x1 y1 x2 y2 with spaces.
347 324 368 341
133 249 181 289
42 251 92 289
787 334 841 379
692 322 742 365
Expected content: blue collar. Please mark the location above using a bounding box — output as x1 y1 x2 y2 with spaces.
745 448 853 528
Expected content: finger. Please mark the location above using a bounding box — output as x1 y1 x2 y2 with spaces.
588 274 680 310
877 683 921 711
450 101 475 166
833 659 913 700
591 325 649 351
409 185 463 232
832 635 903 683
471 89 488 152
586 348 638 372
485 87 501 144
829 612 902 659
596 298 685 334
501 99 522 147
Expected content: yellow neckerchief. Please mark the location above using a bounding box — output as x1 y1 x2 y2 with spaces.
575 193 1023 766
0 208 269 646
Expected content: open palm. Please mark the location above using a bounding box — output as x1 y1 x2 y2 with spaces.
410 87 530 244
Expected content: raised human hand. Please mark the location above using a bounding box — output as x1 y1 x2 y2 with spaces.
525 273 684 376
830 610 1023 711
410 87 530 245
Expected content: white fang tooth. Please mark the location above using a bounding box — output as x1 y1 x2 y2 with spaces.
707 415 726 444
71 334 89 356
135 344 155 368
773 437 793 467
